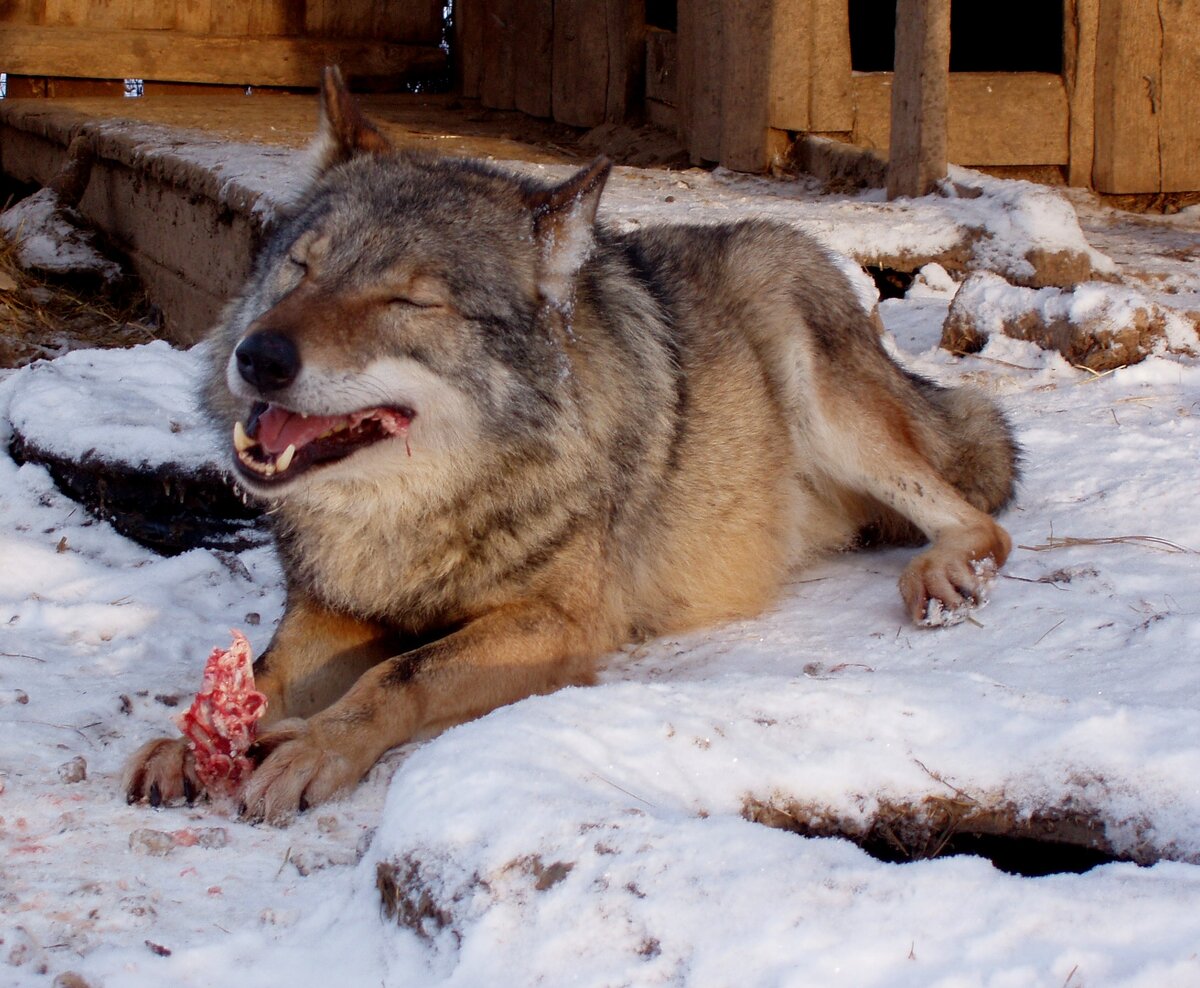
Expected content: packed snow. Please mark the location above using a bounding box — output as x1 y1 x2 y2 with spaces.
0 188 123 284
2 155 1200 987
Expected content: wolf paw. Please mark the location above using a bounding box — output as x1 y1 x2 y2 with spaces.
900 552 998 627
123 736 203 807
239 719 361 826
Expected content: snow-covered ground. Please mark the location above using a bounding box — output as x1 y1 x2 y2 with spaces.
2 162 1200 987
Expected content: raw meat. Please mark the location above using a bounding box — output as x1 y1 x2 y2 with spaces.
173 630 267 795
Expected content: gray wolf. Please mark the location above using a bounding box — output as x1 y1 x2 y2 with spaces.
125 67 1017 823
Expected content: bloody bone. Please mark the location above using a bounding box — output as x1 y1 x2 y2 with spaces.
173 630 267 796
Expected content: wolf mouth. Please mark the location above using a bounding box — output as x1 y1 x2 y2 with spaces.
232 400 414 485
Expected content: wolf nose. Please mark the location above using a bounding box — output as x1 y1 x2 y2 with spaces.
235 332 299 392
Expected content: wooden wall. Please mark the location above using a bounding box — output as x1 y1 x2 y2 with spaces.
457 0 645 128
0 0 445 88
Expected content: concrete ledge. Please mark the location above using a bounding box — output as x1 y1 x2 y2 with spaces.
0 100 300 343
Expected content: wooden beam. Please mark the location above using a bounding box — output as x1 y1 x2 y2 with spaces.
552 0 608 126
676 0 723 162
856 72 1069 167
721 0 810 171
1063 0 1098 187
455 0 483 99
1158 0 1200 191
0 26 446 88
887 0 950 198
479 0 516 110
1093 0 1161 193
807 0 853 132
512 0 553 118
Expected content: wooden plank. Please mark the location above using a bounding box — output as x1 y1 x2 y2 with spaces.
512 0 553 118
455 0 483 98
42 0 84 27
86 0 132 30
720 0 796 170
767 0 810 134
552 0 607 127
807 0 852 132
1063 0 1098 187
886 0 950 198
174 0 212 34
0 26 446 87
676 0 723 162
855 72 1068 167
305 0 371 39
645 26 676 105
1 74 126 97
603 0 645 123
374 0 443 47
479 0 516 110
1158 0 1200 191
1093 0 1161 193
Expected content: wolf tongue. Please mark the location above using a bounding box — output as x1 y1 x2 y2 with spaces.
255 405 346 456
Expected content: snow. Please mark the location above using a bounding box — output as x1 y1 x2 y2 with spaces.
3 164 1200 987
7 340 218 469
0 189 123 283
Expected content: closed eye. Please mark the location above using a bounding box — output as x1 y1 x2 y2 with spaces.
389 296 440 309
288 255 308 272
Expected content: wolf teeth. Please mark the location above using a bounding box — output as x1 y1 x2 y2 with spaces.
234 420 252 452
276 444 297 472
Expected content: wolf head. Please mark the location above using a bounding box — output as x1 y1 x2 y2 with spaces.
207 67 611 496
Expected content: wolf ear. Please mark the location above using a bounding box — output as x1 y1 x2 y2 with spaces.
312 65 393 173
526 157 612 310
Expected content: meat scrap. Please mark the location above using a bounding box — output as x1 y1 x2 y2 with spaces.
173 630 267 795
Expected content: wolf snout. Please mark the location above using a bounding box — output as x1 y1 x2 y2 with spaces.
236 331 300 392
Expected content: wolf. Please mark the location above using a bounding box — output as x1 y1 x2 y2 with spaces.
125 67 1017 823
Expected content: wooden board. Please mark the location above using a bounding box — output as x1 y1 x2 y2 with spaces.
719 0 773 170
807 0 852 132
1 75 127 98
0 26 446 87
1093 0 1161 193
551 0 608 126
455 0 483 98
676 0 723 162
767 0 810 134
479 0 516 110
854 72 1069 166
603 0 644 124
886 0 950 199
1158 0 1200 191
1063 0 1098 187
512 0 553 118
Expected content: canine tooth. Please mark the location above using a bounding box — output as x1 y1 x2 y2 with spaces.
234 420 252 452
276 444 296 472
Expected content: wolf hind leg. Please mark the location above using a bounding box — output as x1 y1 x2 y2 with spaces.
809 382 1013 624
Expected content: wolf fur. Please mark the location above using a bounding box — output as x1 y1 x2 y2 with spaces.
125 68 1017 823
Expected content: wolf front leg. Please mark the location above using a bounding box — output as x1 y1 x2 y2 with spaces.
240 602 598 824
123 595 392 807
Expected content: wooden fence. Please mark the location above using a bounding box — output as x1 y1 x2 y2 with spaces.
0 0 445 89
457 0 1200 194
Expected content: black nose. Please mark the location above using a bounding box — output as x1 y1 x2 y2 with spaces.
235 332 299 392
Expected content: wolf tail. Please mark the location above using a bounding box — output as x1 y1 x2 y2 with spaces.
911 371 1020 515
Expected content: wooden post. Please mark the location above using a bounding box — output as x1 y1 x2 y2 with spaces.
1064 0 1099 187
676 0 724 163
886 0 950 199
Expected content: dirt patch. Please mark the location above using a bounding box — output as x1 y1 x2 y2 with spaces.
941 271 1200 372
743 793 1170 876
0 231 156 369
8 429 264 555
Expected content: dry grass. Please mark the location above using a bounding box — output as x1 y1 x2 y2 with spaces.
0 231 158 369
1019 533 1196 554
